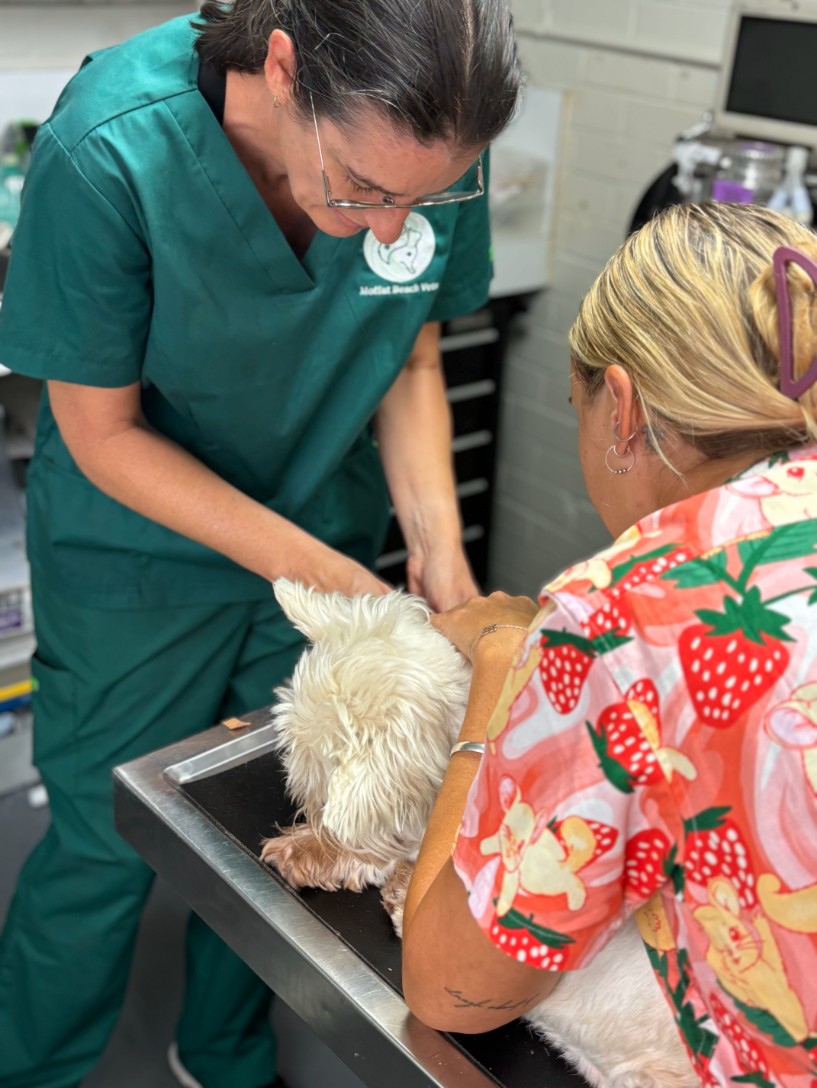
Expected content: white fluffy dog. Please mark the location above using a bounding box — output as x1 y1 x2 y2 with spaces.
261 580 696 1088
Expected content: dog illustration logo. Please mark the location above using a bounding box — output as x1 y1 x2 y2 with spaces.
363 212 436 283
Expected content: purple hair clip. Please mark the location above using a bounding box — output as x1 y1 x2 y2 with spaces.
773 246 817 400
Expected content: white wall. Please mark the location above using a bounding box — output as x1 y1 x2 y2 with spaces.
488 0 733 595
0 5 190 72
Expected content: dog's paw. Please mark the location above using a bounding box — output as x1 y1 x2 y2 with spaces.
260 830 315 889
381 860 415 938
260 823 364 891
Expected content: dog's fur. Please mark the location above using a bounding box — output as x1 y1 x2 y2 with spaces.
261 581 696 1088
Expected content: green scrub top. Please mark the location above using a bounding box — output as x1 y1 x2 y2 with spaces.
0 15 493 609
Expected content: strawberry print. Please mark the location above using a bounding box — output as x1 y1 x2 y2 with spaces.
680 587 791 729
453 448 817 1088
709 992 773 1082
624 828 680 902
587 678 695 793
539 620 632 715
583 598 630 641
694 1059 721 1088
551 817 618 866
583 545 694 640
489 906 574 968
683 807 757 910
538 630 597 714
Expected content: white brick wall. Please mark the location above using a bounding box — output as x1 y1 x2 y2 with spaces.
488 2 728 594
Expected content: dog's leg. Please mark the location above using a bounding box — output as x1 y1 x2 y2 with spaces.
381 860 415 937
261 824 389 892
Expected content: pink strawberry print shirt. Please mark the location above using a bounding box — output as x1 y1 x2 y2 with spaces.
453 447 817 1087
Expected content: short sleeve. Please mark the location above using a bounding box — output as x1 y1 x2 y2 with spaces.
452 600 684 972
0 123 150 386
427 150 492 322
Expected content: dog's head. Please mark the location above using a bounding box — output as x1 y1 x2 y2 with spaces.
271 579 471 863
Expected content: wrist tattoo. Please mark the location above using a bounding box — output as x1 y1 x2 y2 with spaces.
444 987 538 1012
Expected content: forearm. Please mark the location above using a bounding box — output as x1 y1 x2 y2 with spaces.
403 602 559 1031
374 323 462 555
49 380 389 596
402 631 556 1030
74 420 332 582
402 630 522 933
403 860 553 1034
375 323 479 608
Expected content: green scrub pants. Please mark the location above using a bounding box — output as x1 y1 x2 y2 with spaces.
0 584 306 1088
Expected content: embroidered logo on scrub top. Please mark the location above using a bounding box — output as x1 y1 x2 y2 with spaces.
363 212 436 284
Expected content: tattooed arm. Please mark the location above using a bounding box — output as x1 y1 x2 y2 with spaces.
401 603 559 1033
402 860 559 1033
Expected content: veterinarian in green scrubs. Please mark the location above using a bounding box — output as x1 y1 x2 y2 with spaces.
0 2 521 1087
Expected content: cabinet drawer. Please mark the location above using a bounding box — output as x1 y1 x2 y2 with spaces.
459 488 492 535
453 431 494 482
451 392 497 436
442 327 501 387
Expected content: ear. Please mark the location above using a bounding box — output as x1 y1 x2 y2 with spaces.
272 579 352 642
263 28 297 102
604 364 642 452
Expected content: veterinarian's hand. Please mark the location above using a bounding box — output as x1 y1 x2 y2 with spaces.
306 545 393 598
406 545 480 612
431 592 539 662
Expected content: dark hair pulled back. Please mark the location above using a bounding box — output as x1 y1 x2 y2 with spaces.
193 0 521 147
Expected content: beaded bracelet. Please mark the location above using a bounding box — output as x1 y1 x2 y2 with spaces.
469 622 529 659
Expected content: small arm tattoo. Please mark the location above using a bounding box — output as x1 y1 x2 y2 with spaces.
444 988 538 1012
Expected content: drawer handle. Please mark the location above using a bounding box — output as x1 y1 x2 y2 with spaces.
441 328 500 352
447 380 496 404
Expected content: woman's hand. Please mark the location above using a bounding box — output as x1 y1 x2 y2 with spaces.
406 544 480 612
431 591 540 662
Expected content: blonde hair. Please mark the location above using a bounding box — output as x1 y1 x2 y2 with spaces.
568 202 817 462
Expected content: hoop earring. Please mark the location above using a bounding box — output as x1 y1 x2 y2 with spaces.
605 443 635 474
614 421 637 443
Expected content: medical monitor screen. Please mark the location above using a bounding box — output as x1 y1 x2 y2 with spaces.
725 16 817 128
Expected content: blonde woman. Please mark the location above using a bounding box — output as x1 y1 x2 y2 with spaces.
402 203 817 1087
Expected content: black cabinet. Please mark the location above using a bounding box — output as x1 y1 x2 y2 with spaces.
375 295 530 590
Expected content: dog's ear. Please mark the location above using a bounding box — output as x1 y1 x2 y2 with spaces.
273 578 353 641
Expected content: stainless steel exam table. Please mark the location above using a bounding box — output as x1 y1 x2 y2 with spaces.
113 706 590 1088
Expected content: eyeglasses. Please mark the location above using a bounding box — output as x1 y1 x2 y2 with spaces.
309 93 484 210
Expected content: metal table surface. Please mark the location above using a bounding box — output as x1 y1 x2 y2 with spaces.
113 707 589 1088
